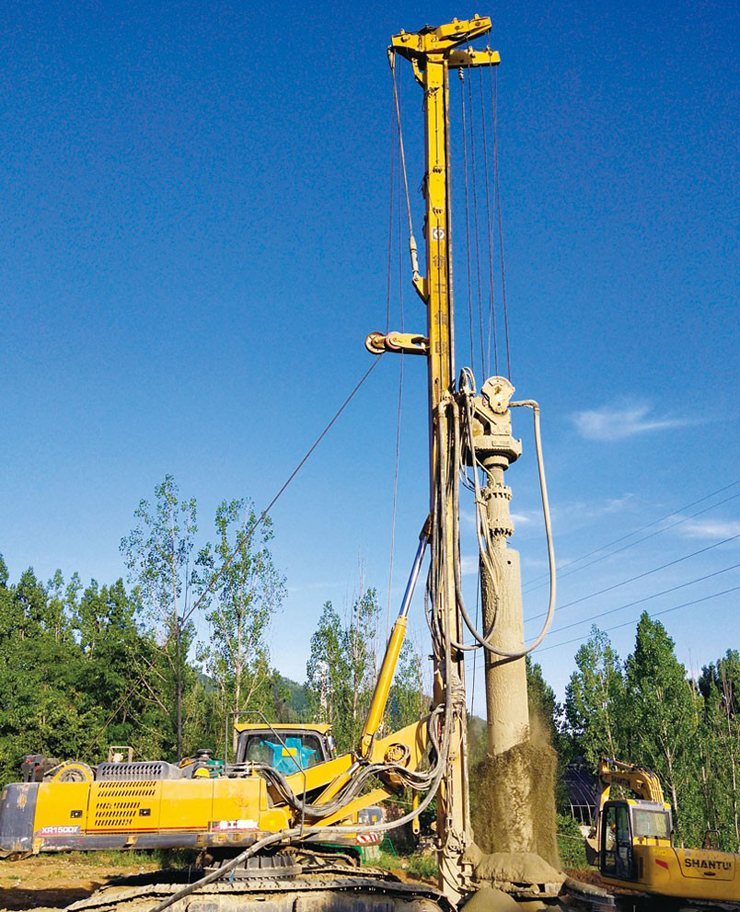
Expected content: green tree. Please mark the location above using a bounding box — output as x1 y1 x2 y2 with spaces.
564 626 625 767
120 474 198 760
196 499 286 750
0 565 90 781
699 650 740 850
306 591 380 751
387 638 427 732
527 656 558 739
625 613 703 844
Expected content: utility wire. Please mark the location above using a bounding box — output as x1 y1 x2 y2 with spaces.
546 560 740 637
523 480 740 593
182 358 383 626
538 583 740 654
526 531 740 623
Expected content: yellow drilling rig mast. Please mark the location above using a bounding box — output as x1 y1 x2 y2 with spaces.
369 16 502 897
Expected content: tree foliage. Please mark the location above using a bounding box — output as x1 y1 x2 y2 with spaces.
305 590 425 752
120 475 198 760
196 499 286 749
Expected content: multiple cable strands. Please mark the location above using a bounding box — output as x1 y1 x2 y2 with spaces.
456 60 511 380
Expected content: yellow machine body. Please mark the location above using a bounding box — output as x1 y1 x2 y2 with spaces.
600 799 740 903
1 716 428 856
591 759 740 905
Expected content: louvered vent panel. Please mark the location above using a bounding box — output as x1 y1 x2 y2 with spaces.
91 781 157 829
97 761 180 780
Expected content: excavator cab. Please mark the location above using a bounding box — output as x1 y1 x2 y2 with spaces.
600 799 673 881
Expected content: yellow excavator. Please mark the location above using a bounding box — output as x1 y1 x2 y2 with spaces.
586 757 740 905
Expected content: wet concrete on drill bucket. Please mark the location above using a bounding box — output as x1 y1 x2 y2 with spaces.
464 712 576 908
470 712 560 869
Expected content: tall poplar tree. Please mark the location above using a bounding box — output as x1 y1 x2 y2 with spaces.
625 613 703 844
120 474 198 760
196 499 286 749
564 626 625 766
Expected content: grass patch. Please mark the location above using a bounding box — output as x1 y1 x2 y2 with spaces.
406 853 438 881
33 849 196 868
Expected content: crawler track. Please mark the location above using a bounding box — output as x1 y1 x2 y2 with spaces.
62 868 450 912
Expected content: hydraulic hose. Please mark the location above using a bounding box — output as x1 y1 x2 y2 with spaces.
456 393 557 660
148 708 454 912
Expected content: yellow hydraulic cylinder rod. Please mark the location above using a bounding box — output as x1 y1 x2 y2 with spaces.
359 532 428 757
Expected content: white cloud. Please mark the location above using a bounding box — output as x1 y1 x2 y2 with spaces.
550 493 634 525
511 510 536 526
460 554 479 576
678 518 740 539
571 404 686 442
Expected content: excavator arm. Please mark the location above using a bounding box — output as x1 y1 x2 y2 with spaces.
585 756 665 865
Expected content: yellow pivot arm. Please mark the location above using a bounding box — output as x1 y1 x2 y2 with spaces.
360 529 428 756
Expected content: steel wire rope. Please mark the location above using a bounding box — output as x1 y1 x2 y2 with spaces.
526 530 740 623
546 559 740 637
458 71 476 372
522 478 740 591
385 85 404 637
537 583 740 655
523 488 740 602
388 50 420 283
466 66 486 379
478 65 499 376
180 359 384 627
490 64 511 377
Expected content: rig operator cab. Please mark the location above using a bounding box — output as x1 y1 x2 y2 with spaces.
233 724 336 774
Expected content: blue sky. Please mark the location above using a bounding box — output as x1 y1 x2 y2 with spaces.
1 0 737 709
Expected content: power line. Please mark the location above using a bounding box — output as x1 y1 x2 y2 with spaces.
546 560 740 637
522 479 740 591
538 583 740 654
181 357 383 627
526 531 740 623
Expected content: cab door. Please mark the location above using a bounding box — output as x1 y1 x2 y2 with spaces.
601 801 635 881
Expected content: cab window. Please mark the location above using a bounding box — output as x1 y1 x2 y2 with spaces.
632 808 671 840
236 732 325 773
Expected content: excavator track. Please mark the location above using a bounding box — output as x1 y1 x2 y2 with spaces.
63 868 451 912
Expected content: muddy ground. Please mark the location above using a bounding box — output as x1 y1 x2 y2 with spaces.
0 857 602 911
0 856 160 911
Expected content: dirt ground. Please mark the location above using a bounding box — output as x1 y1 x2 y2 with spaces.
0 856 600 911
0 856 159 911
